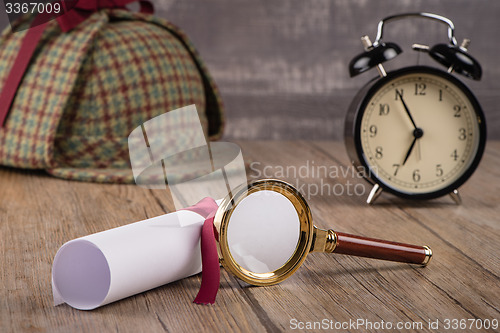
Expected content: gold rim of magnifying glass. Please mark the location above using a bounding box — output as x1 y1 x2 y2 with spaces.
213 179 314 286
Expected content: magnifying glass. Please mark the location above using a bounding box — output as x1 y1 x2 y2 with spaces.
213 179 432 286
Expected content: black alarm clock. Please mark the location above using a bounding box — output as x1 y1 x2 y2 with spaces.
344 13 486 204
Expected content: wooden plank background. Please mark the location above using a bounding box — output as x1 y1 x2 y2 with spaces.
0 141 498 332
0 0 498 139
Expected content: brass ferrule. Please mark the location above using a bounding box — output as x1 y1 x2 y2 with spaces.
422 245 433 266
325 230 338 253
310 228 338 253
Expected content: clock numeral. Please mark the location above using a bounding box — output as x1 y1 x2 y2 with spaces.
412 169 421 182
439 89 443 101
436 164 443 177
451 149 458 161
379 103 390 116
458 128 467 140
395 89 404 101
414 83 426 95
392 164 400 176
369 125 377 137
375 146 383 159
453 105 461 118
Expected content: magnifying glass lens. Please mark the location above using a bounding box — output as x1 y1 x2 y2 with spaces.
227 190 300 273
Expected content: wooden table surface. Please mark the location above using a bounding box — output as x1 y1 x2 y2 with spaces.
1 141 499 333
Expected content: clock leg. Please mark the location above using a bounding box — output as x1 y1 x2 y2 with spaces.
367 183 383 205
449 189 462 205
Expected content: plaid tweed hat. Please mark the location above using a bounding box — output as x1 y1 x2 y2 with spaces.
0 6 224 183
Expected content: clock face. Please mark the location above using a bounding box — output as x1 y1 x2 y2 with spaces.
355 67 486 198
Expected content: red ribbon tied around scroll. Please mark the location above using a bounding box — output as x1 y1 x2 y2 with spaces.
182 197 220 305
0 0 154 127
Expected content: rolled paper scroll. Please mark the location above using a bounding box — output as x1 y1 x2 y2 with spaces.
52 106 247 309
52 198 219 310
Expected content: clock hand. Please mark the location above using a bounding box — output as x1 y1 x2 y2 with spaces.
396 90 418 129
402 137 417 166
417 139 422 161
402 128 424 166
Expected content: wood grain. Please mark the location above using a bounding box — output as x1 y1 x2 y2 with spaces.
0 141 498 332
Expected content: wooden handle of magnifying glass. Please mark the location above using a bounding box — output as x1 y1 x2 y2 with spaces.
332 232 432 266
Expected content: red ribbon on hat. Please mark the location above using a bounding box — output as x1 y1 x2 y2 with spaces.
182 197 221 305
0 0 154 127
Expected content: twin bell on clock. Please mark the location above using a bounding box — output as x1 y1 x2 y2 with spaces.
344 13 486 204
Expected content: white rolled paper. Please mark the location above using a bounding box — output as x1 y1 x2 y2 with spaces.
53 106 248 310
52 208 212 310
